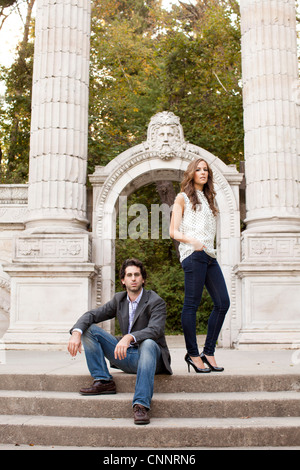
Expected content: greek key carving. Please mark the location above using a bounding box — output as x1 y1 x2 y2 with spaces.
243 236 300 260
15 236 90 261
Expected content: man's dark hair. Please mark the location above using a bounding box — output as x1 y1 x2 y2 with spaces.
119 258 147 287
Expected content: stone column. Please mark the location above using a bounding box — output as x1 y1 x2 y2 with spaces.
235 0 300 348
241 0 299 231
26 0 90 231
3 0 96 349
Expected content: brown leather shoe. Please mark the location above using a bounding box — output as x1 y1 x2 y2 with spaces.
79 379 116 395
133 404 150 425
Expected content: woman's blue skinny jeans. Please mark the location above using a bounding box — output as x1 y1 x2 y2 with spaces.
181 250 230 357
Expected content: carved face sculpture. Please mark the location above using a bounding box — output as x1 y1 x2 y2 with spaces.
156 125 177 149
146 112 185 159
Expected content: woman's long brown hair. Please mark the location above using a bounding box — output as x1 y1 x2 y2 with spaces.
180 159 218 215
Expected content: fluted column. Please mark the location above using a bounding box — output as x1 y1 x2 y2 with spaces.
235 0 300 348
240 0 299 231
26 0 91 231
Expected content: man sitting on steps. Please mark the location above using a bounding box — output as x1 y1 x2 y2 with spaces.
68 258 172 425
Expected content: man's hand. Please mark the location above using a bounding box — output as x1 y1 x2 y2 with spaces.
68 331 82 357
114 334 134 360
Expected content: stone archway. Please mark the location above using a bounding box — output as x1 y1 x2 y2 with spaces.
89 112 243 348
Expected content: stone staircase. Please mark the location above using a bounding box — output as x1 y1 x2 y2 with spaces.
0 371 299 448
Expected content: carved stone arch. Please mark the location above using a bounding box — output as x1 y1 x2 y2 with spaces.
89 112 243 347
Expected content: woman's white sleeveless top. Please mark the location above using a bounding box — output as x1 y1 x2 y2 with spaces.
178 191 217 263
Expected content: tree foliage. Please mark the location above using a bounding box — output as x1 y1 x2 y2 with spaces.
160 0 243 164
88 0 164 170
0 0 19 30
0 0 34 182
88 0 243 172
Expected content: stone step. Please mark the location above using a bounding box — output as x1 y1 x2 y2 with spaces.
1 363 299 448
1 414 299 448
1 372 299 394
0 390 299 419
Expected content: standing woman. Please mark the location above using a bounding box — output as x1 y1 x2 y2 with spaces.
170 159 230 373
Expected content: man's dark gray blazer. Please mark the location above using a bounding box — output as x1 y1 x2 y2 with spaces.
70 289 172 375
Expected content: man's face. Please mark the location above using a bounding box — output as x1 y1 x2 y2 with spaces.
122 265 144 294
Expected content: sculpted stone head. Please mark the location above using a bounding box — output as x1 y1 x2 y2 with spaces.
145 111 186 159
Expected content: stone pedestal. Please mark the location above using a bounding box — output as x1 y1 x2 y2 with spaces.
235 232 300 348
235 0 300 348
3 235 96 349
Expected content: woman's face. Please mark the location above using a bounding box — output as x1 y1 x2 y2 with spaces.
194 161 209 189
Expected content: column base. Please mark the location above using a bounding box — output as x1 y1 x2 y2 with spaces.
2 232 97 350
234 330 300 350
2 329 71 350
234 231 300 350
2 262 97 350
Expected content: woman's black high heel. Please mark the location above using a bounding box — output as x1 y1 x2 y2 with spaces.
200 352 224 372
184 353 211 373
